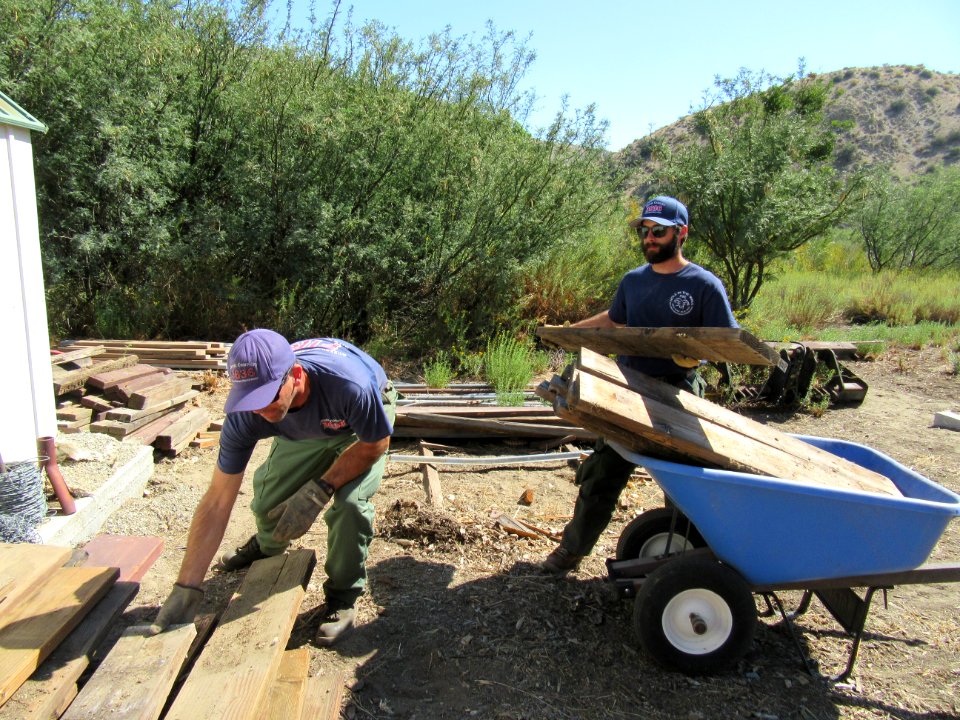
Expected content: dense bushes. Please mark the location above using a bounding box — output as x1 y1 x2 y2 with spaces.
1 0 624 351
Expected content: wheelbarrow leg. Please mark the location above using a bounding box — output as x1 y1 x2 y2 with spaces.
762 592 819 677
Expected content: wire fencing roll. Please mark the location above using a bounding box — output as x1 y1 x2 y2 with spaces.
0 458 48 543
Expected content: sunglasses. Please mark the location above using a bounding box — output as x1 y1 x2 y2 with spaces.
636 224 673 240
270 371 291 404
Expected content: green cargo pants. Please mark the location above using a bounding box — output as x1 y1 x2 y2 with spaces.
558 371 704 557
249 384 397 608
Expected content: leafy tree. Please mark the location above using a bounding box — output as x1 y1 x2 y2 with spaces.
653 68 862 310
853 167 960 272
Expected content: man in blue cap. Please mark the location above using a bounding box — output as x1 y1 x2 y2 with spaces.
543 195 737 574
150 330 397 645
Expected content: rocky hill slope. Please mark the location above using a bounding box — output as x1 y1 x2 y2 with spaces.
617 64 960 195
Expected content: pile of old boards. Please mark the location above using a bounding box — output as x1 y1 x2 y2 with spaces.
393 383 595 444
52 345 218 456
538 347 901 497
0 540 344 720
58 340 229 370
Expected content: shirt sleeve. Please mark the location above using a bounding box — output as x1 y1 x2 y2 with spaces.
702 277 739 328
344 382 394 443
216 413 274 475
608 277 629 324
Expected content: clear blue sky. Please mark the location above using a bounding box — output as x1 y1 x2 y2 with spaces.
285 0 960 151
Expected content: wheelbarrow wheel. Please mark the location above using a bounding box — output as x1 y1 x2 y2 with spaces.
633 555 756 675
616 508 705 561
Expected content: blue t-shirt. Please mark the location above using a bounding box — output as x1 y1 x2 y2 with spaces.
217 338 392 475
608 263 738 377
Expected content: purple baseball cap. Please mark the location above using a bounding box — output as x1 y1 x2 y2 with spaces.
628 196 689 227
224 329 295 413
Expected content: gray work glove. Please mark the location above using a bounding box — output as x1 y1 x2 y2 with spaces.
267 479 335 542
148 583 203 635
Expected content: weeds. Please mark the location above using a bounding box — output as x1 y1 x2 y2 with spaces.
484 334 534 404
423 351 455 388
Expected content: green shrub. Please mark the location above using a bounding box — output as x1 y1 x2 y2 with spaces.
888 99 908 114
423 351 455 388
484 333 534 402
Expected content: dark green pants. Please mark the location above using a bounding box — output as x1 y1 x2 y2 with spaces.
559 371 704 557
250 385 397 608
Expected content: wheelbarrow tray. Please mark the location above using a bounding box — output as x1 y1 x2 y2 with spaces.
612 435 960 586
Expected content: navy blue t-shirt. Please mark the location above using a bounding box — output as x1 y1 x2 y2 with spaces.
217 339 392 475
608 263 738 377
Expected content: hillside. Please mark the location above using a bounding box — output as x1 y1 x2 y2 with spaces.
617 64 960 196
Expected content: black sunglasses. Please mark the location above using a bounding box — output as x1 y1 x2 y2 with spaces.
636 224 673 240
270 371 291 404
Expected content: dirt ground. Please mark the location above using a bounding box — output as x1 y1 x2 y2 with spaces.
90 346 959 720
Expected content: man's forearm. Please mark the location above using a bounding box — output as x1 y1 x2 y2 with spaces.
176 469 243 587
320 437 390 490
572 310 621 328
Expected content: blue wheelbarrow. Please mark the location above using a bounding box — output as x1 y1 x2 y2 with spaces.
605 435 960 680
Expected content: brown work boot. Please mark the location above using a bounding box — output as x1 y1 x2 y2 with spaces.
315 605 356 647
218 534 268 572
542 545 584 574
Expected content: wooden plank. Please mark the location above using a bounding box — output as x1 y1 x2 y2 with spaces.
105 391 199 422
536 326 780 366
51 347 106 366
0 566 118 707
124 407 195 445
164 550 316 720
108 371 174 403
418 442 443 508
86 365 161 391
576 348 900 496
0 581 139 720
396 405 559 418
53 356 139 396
78 536 164 583
259 648 310 720
398 412 595 440
569 369 900 496
60 623 196 720
0 545 73 616
56 407 92 423
298 671 345 720
153 408 210 450
127 378 195 410
64 340 224 350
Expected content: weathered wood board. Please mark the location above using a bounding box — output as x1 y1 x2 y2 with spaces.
163 549 316 720
0 566 118 707
60 623 196 720
0 545 72 615
259 648 310 720
298 670 345 720
536 326 781 366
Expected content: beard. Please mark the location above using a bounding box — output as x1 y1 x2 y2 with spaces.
643 235 679 264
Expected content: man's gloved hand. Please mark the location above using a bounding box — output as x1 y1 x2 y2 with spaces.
268 479 335 542
148 583 203 635
671 353 701 369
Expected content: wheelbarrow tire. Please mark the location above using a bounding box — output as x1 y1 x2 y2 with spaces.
616 508 705 561
633 556 756 675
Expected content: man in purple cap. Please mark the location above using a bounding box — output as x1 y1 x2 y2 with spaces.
542 195 737 574
150 330 396 645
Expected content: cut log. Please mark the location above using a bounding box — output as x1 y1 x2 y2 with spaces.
60 624 196 720
536 325 781 366
163 550 316 720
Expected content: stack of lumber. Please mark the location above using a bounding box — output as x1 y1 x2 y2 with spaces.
59 339 229 370
537 348 901 497
394 403 595 442
0 543 344 719
52 348 213 456
0 535 162 719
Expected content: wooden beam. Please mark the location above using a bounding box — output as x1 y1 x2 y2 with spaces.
418 442 443 508
51 347 106 366
536 326 780 366
260 648 310 720
298 671 345 720
163 550 316 720
53 356 139 396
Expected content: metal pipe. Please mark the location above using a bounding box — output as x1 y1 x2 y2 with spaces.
37 436 76 515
